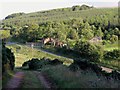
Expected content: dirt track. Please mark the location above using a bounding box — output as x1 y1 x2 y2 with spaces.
34 71 57 89
5 72 24 89
4 70 57 89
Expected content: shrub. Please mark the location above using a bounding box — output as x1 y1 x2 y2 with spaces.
74 41 103 62
28 58 42 70
49 59 63 65
22 61 29 67
104 49 120 60
102 40 108 45
2 39 15 73
22 58 63 70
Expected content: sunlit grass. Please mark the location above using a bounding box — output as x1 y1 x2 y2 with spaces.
104 42 119 51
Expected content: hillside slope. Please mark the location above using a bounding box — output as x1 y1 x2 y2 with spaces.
2 5 118 27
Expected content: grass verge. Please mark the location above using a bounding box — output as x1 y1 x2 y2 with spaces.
40 65 119 88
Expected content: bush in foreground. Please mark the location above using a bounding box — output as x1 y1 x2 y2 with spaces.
2 39 15 73
22 58 63 70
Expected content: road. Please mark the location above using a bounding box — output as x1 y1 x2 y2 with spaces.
6 42 18 45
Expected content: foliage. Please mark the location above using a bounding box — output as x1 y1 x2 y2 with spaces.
22 58 63 70
67 29 79 41
1 7 119 44
41 65 119 88
109 35 118 43
103 42 118 51
5 12 25 19
94 27 103 37
104 49 120 60
74 41 103 61
2 7 118 27
1 5 120 73
67 39 77 49
27 59 42 70
71 5 93 11
80 4 93 10
0 30 10 39
2 40 15 73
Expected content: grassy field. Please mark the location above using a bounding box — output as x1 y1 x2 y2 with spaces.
6 44 73 67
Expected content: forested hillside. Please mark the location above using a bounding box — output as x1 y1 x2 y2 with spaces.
2 5 94 25
1 5 118 27
1 5 119 42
